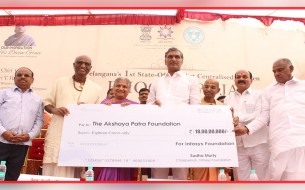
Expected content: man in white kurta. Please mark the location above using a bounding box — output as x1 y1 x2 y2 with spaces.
147 47 201 180
42 55 103 178
234 58 305 180
225 70 269 180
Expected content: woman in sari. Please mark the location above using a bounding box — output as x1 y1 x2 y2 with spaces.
95 77 138 181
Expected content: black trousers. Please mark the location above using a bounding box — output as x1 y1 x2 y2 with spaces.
0 142 28 180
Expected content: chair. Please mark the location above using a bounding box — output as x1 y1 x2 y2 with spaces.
25 138 45 175
22 112 50 175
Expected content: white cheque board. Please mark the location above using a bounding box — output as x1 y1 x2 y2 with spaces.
58 104 238 168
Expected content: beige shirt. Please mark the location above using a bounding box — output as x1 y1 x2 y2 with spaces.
192 98 229 181
43 76 103 163
201 98 223 105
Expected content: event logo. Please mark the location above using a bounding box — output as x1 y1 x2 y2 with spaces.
140 25 152 40
158 25 173 39
183 27 204 45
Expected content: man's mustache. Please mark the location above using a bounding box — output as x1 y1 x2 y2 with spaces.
238 80 246 84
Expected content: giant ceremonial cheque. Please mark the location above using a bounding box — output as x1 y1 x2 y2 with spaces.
58 104 238 168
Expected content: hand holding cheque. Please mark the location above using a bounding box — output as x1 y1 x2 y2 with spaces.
58 104 238 168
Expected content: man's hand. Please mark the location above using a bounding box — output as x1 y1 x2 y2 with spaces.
233 126 249 136
154 99 162 107
14 134 30 142
230 107 239 127
1 131 29 143
233 116 239 127
51 107 70 116
230 107 235 118
2 130 17 142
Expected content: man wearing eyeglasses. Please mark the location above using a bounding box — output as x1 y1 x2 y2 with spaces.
0 67 44 180
42 55 103 178
147 47 201 180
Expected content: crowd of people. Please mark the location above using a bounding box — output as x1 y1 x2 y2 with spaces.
0 47 304 181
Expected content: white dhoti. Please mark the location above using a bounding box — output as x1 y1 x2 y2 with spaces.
269 146 305 180
237 143 270 180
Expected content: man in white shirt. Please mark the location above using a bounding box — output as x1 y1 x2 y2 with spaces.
147 47 201 180
234 58 305 180
225 70 269 180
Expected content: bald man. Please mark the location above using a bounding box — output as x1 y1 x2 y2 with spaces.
225 70 269 180
192 79 231 181
200 79 222 105
234 59 305 180
43 55 103 178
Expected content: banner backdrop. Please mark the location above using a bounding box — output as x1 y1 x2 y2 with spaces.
1 19 305 101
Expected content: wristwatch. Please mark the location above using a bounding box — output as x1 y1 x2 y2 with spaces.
245 126 250 135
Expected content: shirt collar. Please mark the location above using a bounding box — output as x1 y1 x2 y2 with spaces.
201 98 217 105
165 71 183 78
273 76 299 86
13 85 33 93
234 87 252 96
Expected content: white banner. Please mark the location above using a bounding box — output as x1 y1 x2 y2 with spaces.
18 174 80 181
1 21 305 101
58 104 238 168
